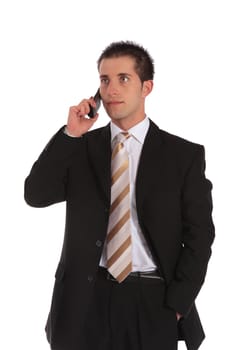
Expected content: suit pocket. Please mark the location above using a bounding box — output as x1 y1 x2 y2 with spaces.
45 262 65 345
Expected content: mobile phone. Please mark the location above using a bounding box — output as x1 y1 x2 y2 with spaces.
88 89 101 118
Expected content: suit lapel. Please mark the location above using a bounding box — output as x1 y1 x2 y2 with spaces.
86 124 112 206
86 120 163 210
136 120 163 212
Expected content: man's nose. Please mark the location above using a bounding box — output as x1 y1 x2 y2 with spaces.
106 81 119 96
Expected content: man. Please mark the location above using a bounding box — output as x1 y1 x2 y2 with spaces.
24 41 215 350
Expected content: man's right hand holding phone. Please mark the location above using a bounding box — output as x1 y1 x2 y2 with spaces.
65 97 99 137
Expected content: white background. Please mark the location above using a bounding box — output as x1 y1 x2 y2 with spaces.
0 0 232 349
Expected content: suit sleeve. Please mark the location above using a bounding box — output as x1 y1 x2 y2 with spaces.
166 145 215 316
24 126 84 207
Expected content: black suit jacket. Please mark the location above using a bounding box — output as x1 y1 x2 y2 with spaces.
24 120 215 350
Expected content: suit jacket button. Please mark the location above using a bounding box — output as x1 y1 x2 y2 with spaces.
96 240 102 247
88 275 93 282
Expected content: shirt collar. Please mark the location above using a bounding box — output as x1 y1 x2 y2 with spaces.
110 116 150 144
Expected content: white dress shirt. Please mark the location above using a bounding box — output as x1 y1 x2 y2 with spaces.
100 117 157 272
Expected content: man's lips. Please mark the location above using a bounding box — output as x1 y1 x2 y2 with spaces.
107 101 123 105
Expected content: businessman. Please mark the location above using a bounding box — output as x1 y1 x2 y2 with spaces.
24 41 215 350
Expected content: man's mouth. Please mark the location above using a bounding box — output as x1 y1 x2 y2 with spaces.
107 101 123 105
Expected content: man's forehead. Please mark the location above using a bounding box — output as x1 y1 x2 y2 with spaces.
99 56 136 75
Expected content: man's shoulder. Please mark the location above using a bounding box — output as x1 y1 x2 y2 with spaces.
159 128 203 150
85 124 110 138
149 120 202 148
149 120 205 160
155 127 206 168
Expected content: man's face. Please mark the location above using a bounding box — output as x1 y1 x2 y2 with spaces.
98 56 153 128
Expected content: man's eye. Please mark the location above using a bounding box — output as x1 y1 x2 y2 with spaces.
120 76 129 83
101 78 109 85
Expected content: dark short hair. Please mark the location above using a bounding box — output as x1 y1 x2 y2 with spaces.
97 41 154 82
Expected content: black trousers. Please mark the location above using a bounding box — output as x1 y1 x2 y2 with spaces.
82 268 178 350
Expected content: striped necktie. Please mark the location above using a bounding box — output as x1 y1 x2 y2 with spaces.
106 132 132 282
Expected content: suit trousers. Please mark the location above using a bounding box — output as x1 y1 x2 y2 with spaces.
82 267 178 350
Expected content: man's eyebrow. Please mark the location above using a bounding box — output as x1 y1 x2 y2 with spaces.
99 73 132 78
118 73 132 76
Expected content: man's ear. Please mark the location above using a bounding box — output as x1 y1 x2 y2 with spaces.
142 80 153 97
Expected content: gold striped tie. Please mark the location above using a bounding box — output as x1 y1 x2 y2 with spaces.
107 132 132 283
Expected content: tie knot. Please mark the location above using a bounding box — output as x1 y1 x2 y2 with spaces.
115 132 130 144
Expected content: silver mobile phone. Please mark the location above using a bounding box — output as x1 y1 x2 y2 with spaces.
88 89 101 118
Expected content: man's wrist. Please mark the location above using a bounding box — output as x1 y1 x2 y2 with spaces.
64 126 82 138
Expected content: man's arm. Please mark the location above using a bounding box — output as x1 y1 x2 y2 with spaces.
24 97 99 208
24 128 84 207
166 145 215 317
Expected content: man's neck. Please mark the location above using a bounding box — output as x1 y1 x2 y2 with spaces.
111 115 146 131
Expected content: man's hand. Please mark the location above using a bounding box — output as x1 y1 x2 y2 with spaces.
66 97 99 137
176 312 182 321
